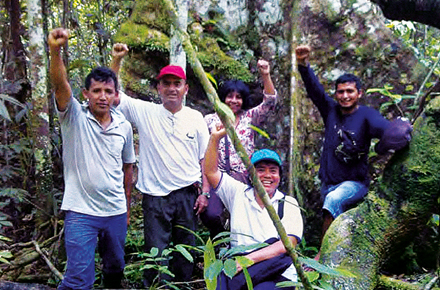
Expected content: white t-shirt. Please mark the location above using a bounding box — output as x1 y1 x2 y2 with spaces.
118 91 210 195
216 173 304 281
57 97 136 216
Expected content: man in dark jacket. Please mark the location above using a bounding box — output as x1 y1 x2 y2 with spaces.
295 45 411 262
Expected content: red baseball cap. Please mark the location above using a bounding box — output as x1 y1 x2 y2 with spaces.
157 65 186 80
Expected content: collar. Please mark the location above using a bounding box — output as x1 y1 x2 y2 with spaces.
81 102 126 130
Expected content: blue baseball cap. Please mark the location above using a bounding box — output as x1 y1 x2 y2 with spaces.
251 149 282 167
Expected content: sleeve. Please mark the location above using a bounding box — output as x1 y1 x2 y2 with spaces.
281 196 303 243
55 95 79 125
375 117 412 155
122 122 136 164
298 65 336 120
198 113 211 160
367 108 391 139
117 90 147 124
248 91 277 126
215 173 247 212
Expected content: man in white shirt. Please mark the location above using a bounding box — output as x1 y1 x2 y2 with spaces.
111 44 210 287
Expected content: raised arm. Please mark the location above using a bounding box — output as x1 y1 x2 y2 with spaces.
110 43 129 76
48 28 71 111
204 125 227 189
257 59 275 95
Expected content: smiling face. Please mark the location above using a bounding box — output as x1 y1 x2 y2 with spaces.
335 82 362 114
255 161 280 197
83 78 117 119
157 75 188 114
224 91 243 115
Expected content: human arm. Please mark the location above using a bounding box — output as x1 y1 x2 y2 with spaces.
48 28 71 111
375 117 412 155
110 43 128 76
248 61 277 125
123 163 134 225
204 125 227 189
295 45 334 118
257 59 275 95
194 159 209 215
236 237 298 273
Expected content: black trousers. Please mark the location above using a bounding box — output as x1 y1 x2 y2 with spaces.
142 185 197 286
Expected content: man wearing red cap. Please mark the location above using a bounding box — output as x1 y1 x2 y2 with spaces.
111 44 210 287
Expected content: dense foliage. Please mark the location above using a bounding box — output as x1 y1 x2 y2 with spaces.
1 0 440 289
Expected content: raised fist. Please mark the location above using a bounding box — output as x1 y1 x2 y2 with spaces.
295 45 311 66
112 43 129 59
48 28 69 51
257 59 271 76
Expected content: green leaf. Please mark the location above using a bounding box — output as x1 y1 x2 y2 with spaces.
0 257 11 264
139 264 157 271
319 280 336 289
0 250 13 259
0 100 11 122
223 258 237 279
149 247 159 257
0 235 12 242
0 94 26 108
0 220 13 227
235 256 254 269
206 72 218 90
275 280 301 288
305 270 320 282
205 259 223 281
225 243 267 257
175 244 193 263
249 125 270 139
299 257 357 277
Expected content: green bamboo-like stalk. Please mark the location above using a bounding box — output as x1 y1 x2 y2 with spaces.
161 0 312 289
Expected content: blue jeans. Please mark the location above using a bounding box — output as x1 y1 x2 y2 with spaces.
58 211 127 290
321 181 368 218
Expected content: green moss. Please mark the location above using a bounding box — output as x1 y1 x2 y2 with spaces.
130 0 171 33
114 21 170 52
193 37 253 82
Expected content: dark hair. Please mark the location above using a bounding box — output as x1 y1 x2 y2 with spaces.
218 80 251 111
85 67 118 91
335 73 362 92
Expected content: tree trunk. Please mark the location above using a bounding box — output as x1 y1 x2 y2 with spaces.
26 0 54 223
321 98 440 289
3 0 30 103
371 0 440 30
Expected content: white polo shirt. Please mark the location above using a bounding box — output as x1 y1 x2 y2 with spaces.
57 96 136 217
118 92 209 196
216 173 304 281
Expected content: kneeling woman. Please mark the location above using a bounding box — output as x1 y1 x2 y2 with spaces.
204 125 303 290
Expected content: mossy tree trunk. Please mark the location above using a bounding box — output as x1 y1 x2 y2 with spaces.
320 99 440 289
27 0 54 224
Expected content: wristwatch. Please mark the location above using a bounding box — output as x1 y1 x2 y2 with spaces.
201 191 211 198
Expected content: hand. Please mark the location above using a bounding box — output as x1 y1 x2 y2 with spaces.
48 28 69 52
194 194 208 215
295 45 311 66
211 123 227 140
257 59 271 76
112 43 129 60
